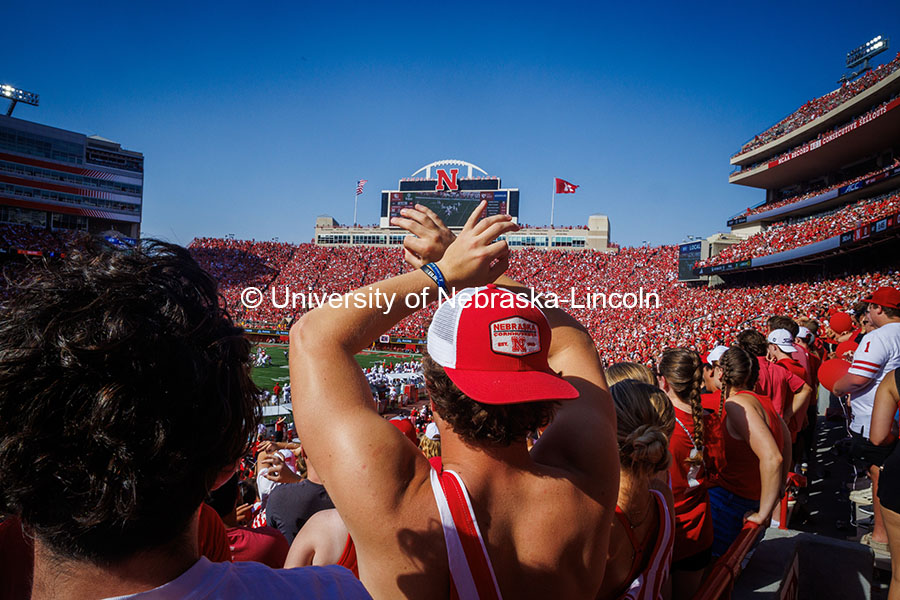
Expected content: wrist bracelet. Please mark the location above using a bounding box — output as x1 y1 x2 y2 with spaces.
421 263 449 294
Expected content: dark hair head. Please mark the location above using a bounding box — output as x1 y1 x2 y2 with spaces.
0 237 259 562
610 380 671 476
207 474 240 518
876 305 900 319
657 348 704 464
718 346 759 411
766 315 798 337
606 362 658 387
422 355 557 446
736 329 768 358
238 479 258 506
797 319 819 335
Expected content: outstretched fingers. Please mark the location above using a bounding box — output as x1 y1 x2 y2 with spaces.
414 204 451 232
390 215 427 238
463 200 488 231
472 212 513 237
476 219 519 244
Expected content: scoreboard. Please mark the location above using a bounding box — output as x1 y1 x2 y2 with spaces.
386 190 511 228
678 241 707 282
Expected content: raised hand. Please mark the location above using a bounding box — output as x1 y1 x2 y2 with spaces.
234 503 253 525
435 200 519 290
263 451 302 484
390 204 456 267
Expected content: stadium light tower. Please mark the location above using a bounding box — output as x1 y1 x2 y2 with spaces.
839 35 890 84
0 83 40 117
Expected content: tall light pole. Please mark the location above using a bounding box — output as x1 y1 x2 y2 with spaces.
839 35 889 84
0 83 40 117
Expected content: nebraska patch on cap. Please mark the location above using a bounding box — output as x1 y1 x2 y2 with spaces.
490 317 541 357
427 285 579 405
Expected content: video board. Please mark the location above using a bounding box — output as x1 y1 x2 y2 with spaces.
386 190 511 228
678 241 705 281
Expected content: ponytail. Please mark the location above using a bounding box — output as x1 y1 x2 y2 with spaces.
719 346 758 412
688 362 705 465
658 348 705 465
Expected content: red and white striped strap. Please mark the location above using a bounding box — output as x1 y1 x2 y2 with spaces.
429 468 502 600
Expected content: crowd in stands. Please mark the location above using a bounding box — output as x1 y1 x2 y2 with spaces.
738 93 900 175
186 235 900 369
698 190 900 269
0 223 75 255
515 223 590 230
4 221 900 599
735 52 900 156
743 162 900 218
190 237 299 324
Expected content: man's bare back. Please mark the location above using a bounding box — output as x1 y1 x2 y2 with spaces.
290 203 618 598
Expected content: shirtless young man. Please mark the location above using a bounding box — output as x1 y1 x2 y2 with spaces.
290 202 619 598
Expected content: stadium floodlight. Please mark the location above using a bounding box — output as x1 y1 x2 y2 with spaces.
1 83 40 117
846 35 889 69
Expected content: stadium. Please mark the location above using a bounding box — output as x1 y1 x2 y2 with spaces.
2 23 900 600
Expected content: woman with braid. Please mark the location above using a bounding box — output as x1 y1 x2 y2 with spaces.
707 346 790 557
657 348 716 599
598 380 675 600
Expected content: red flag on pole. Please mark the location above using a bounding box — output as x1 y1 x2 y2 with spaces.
555 178 579 194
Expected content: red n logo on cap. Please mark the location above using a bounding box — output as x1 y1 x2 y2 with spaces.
435 169 459 191
511 337 527 353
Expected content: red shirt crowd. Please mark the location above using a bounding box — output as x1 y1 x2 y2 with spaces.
698 191 900 269
186 238 900 367
735 52 900 156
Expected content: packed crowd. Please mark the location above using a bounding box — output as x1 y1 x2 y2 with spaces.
0 222 73 254
187 233 900 370
743 162 899 218
735 51 900 156
189 237 299 323
5 202 900 600
737 92 900 174
697 190 900 268
5 216 900 600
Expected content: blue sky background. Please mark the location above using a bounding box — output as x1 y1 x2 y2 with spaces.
4 1 899 247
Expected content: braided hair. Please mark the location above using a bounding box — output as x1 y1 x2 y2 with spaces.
658 348 705 465
718 346 759 415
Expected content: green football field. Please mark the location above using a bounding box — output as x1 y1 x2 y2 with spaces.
251 343 422 392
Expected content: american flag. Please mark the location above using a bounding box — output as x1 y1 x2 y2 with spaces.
356 179 368 195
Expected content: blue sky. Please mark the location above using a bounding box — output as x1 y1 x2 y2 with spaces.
4 1 899 247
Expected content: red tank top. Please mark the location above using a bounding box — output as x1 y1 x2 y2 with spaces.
668 408 714 561
611 489 674 600
430 468 502 600
716 391 783 500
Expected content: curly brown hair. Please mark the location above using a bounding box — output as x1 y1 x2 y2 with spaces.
422 355 558 446
0 237 259 562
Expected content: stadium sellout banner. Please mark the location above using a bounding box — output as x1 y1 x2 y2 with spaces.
770 98 900 169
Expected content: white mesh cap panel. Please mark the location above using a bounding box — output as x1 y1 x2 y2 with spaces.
426 287 483 369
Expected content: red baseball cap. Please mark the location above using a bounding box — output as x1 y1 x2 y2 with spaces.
427 285 579 405
863 287 900 310
829 312 853 334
